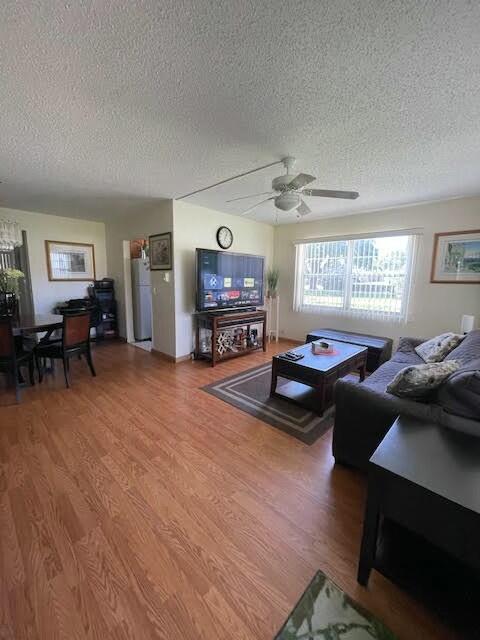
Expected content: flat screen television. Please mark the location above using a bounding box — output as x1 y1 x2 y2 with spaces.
196 248 264 312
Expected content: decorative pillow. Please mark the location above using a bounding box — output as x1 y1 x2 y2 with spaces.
387 361 460 398
415 333 464 363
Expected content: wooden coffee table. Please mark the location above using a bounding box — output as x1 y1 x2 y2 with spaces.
270 340 367 415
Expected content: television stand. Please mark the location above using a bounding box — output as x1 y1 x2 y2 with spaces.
194 309 267 367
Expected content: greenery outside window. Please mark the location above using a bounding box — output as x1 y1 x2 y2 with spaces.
293 231 419 322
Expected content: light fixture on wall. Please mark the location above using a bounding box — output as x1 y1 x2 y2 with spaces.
460 314 475 334
0 218 22 251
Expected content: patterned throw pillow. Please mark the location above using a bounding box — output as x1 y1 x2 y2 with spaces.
387 361 460 398
415 333 465 363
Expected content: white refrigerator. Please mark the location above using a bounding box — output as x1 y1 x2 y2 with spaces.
131 258 152 341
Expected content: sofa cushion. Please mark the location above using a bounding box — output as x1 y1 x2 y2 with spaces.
436 357 480 420
386 361 460 398
445 329 480 365
362 360 409 393
415 333 464 363
392 339 425 365
396 336 429 353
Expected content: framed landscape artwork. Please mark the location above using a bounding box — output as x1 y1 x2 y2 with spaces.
430 229 480 283
149 232 172 270
45 240 96 281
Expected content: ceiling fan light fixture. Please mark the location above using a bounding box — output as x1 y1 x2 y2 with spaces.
209 155 359 218
274 193 301 212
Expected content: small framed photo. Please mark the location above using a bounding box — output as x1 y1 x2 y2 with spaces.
45 240 96 281
149 232 172 270
431 229 480 283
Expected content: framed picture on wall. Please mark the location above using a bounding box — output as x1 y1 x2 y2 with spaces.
430 229 480 283
149 232 172 270
45 240 96 281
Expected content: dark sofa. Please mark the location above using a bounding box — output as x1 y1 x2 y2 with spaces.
333 329 480 470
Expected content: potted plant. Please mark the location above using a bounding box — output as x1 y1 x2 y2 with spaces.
0 268 24 316
266 266 280 299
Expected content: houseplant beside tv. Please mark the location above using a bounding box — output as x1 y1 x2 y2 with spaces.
266 266 280 341
266 266 280 299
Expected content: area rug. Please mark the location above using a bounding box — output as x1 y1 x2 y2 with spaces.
202 363 349 444
275 570 397 639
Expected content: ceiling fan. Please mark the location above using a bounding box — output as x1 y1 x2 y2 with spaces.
177 156 359 217
226 157 359 217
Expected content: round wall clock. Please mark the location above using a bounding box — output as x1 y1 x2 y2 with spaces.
216 226 233 249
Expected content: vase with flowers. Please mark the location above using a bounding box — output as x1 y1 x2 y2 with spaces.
0 268 24 316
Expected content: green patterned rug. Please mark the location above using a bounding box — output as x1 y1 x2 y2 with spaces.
275 571 397 640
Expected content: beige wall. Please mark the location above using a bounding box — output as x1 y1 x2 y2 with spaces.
10 194 476 359
274 196 480 343
105 199 274 359
173 200 275 357
104 201 175 356
0 206 107 314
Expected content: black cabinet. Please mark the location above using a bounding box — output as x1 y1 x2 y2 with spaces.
88 279 118 340
55 279 118 341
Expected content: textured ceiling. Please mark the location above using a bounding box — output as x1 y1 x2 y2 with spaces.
1 1 480 224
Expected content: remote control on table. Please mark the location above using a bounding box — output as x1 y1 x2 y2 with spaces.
280 351 304 361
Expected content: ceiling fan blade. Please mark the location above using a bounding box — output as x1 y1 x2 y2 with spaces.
296 200 311 216
303 188 359 199
241 196 275 215
226 191 273 203
287 173 316 190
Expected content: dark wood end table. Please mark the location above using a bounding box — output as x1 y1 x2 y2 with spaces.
358 416 480 586
270 340 367 416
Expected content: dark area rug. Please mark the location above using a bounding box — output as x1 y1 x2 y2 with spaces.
202 363 356 444
274 569 396 639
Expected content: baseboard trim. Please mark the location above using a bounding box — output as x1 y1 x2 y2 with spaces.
151 339 300 363
279 337 303 345
175 353 192 363
151 348 191 363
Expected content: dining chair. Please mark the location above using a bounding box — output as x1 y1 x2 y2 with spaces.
35 311 96 388
0 316 35 403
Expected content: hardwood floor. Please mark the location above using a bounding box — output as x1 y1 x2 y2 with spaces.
0 340 453 639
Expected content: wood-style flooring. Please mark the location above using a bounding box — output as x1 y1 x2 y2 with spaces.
0 340 453 639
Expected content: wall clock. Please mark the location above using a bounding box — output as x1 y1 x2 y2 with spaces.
216 226 233 249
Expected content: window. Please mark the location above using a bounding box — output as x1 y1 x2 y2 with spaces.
294 232 418 321
0 249 14 270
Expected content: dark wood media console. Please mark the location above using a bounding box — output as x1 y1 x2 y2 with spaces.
194 309 266 366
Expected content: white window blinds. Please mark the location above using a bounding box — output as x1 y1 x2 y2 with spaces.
294 231 419 322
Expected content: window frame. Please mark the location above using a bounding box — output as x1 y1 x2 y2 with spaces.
293 231 419 321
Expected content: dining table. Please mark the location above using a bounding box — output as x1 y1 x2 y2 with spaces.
8 314 63 384
12 313 63 339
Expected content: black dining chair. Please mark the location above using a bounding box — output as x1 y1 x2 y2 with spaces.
35 311 96 388
0 316 35 403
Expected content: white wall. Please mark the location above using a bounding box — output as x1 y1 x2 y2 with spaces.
0 206 107 314
173 200 275 358
9 194 476 359
104 201 176 356
274 196 480 343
